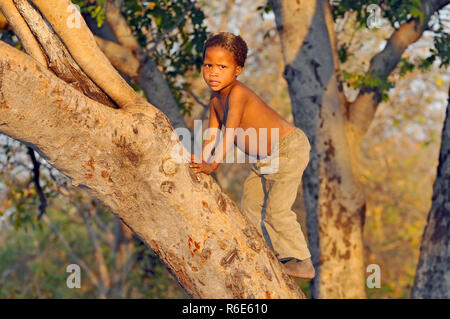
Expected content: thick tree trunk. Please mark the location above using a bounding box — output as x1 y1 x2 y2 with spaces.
270 0 366 298
0 8 304 298
270 0 450 298
411 87 450 299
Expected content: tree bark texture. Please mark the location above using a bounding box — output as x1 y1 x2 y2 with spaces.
412 86 450 299
270 0 450 298
270 0 366 298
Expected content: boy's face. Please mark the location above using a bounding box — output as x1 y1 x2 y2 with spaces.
202 46 242 92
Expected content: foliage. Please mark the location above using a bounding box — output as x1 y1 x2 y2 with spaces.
122 0 208 115
0 205 187 298
343 69 395 101
330 0 424 27
72 0 107 27
70 0 208 115
331 0 448 99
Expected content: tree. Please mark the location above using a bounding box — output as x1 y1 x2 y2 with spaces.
0 0 206 297
412 85 450 298
269 0 449 298
0 0 304 298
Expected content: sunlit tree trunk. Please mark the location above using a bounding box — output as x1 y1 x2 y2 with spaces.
270 0 366 298
270 0 449 298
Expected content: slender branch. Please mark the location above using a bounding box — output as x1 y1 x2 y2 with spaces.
94 35 140 79
146 1 196 54
13 0 117 108
30 0 148 111
347 0 450 141
26 146 47 219
0 0 47 65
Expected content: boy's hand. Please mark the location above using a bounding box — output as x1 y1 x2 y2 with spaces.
189 154 218 175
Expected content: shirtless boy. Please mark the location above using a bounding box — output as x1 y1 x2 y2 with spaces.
189 32 315 279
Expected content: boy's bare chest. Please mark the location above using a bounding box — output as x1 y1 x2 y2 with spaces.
215 100 292 135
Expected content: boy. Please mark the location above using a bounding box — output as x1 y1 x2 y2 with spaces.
189 32 314 279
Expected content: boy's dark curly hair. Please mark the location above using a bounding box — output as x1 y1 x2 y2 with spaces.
202 32 248 67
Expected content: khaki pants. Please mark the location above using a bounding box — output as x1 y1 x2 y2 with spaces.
240 127 311 262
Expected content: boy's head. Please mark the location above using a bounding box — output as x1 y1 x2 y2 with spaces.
202 32 248 67
202 32 248 92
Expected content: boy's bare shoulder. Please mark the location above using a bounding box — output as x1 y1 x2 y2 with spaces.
229 81 254 104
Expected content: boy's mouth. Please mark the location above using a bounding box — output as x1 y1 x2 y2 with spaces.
208 80 220 87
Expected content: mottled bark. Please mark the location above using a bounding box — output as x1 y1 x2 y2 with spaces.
0 0 47 65
270 0 450 298
94 35 140 79
31 0 145 110
13 0 116 108
412 87 450 299
270 0 367 298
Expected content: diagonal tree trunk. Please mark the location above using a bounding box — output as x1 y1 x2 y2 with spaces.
0 0 304 298
412 86 450 299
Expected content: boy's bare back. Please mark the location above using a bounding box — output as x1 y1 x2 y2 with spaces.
210 80 295 158
191 32 297 173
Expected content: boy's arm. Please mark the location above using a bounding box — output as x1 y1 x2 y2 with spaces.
201 98 221 162
208 89 246 167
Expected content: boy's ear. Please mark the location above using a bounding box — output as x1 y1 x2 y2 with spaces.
235 66 242 77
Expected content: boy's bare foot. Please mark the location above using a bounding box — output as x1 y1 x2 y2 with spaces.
283 258 316 279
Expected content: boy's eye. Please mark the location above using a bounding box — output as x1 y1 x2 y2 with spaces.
219 65 226 69
204 64 211 68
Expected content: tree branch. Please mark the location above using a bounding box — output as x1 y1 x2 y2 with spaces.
26 146 47 219
94 35 139 79
0 41 304 298
79 204 111 295
146 1 196 54
105 0 139 51
347 0 450 144
40 213 100 287
13 0 117 108
0 0 47 65
30 0 149 111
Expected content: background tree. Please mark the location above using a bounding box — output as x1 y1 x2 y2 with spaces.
268 0 449 298
412 85 449 299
